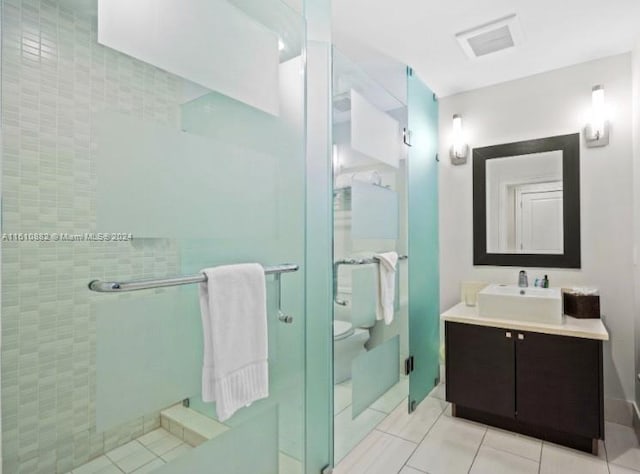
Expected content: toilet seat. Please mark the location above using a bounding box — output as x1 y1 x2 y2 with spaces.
333 320 354 341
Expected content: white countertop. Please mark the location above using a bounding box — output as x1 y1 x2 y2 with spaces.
441 302 609 341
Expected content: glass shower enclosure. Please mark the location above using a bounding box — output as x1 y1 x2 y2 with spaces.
1 1 309 473
331 48 411 462
330 50 440 467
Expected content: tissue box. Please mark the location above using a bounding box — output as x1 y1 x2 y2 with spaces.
562 289 600 319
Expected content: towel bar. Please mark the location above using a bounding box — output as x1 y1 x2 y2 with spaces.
333 255 408 306
88 263 299 293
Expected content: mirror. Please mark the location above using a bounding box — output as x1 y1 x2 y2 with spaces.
473 134 581 268
486 150 563 254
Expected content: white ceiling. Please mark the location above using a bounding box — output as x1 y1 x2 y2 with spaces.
332 0 640 97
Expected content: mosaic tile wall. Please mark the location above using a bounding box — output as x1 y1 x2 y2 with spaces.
1 1 186 472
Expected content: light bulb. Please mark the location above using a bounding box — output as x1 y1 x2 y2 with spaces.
452 114 465 157
332 145 341 174
591 85 605 139
583 84 610 147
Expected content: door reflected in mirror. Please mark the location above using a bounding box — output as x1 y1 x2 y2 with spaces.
486 151 563 254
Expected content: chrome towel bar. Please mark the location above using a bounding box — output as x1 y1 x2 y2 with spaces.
88 263 299 293
333 255 407 306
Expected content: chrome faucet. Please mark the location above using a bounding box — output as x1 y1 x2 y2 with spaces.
518 270 528 288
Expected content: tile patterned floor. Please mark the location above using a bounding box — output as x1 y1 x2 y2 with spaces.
69 426 302 474
70 382 640 474
68 429 192 474
334 376 410 462
336 383 640 474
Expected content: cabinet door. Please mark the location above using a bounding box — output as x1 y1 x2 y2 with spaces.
446 322 515 418
516 331 602 438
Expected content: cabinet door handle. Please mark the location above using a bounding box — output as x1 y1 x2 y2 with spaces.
505 332 512 338
518 334 525 340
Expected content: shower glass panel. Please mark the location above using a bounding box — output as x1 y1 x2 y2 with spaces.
407 69 440 409
332 48 409 463
0 1 307 473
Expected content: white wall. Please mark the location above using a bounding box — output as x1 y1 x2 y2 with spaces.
439 54 635 402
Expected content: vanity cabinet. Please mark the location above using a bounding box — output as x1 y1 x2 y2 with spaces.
445 323 515 418
446 321 604 454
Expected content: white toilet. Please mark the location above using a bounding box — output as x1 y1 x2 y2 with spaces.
333 267 380 384
333 283 379 385
334 320 370 384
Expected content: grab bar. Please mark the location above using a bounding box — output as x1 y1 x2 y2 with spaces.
333 255 408 306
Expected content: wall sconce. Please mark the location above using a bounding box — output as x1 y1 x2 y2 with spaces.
450 114 469 165
584 85 610 148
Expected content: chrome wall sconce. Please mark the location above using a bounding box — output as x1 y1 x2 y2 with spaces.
450 114 469 165
584 84 610 148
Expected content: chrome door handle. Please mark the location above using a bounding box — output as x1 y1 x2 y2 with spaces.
275 272 293 323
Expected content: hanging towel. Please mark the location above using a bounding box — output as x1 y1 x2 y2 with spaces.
199 263 268 422
375 252 398 325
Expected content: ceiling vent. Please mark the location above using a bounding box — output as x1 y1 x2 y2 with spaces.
455 14 523 59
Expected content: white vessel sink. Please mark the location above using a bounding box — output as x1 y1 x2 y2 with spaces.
477 284 563 325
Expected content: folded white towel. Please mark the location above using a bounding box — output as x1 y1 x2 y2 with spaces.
199 263 268 422
375 252 398 325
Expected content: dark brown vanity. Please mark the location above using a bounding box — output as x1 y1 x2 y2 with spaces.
443 303 608 455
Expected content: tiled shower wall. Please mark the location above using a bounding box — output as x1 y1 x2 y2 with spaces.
1 0 186 472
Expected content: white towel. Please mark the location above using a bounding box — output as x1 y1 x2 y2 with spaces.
375 252 398 325
199 263 268 422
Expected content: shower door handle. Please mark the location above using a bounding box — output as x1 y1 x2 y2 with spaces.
278 313 294 324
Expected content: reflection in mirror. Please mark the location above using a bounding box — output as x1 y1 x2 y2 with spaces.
473 133 580 268
486 151 563 254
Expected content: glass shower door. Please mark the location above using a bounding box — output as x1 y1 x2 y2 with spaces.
407 68 441 409
332 49 410 463
1 1 307 473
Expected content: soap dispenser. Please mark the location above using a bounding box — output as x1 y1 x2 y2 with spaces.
543 275 549 288
518 270 528 288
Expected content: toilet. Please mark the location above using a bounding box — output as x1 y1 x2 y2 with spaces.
333 271 378 384
334 320 370 384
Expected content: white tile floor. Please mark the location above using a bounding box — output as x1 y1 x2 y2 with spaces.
334 376 410 462
69 422 302 474
336 383 640 474
69 382 640 474
68 428 192 474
